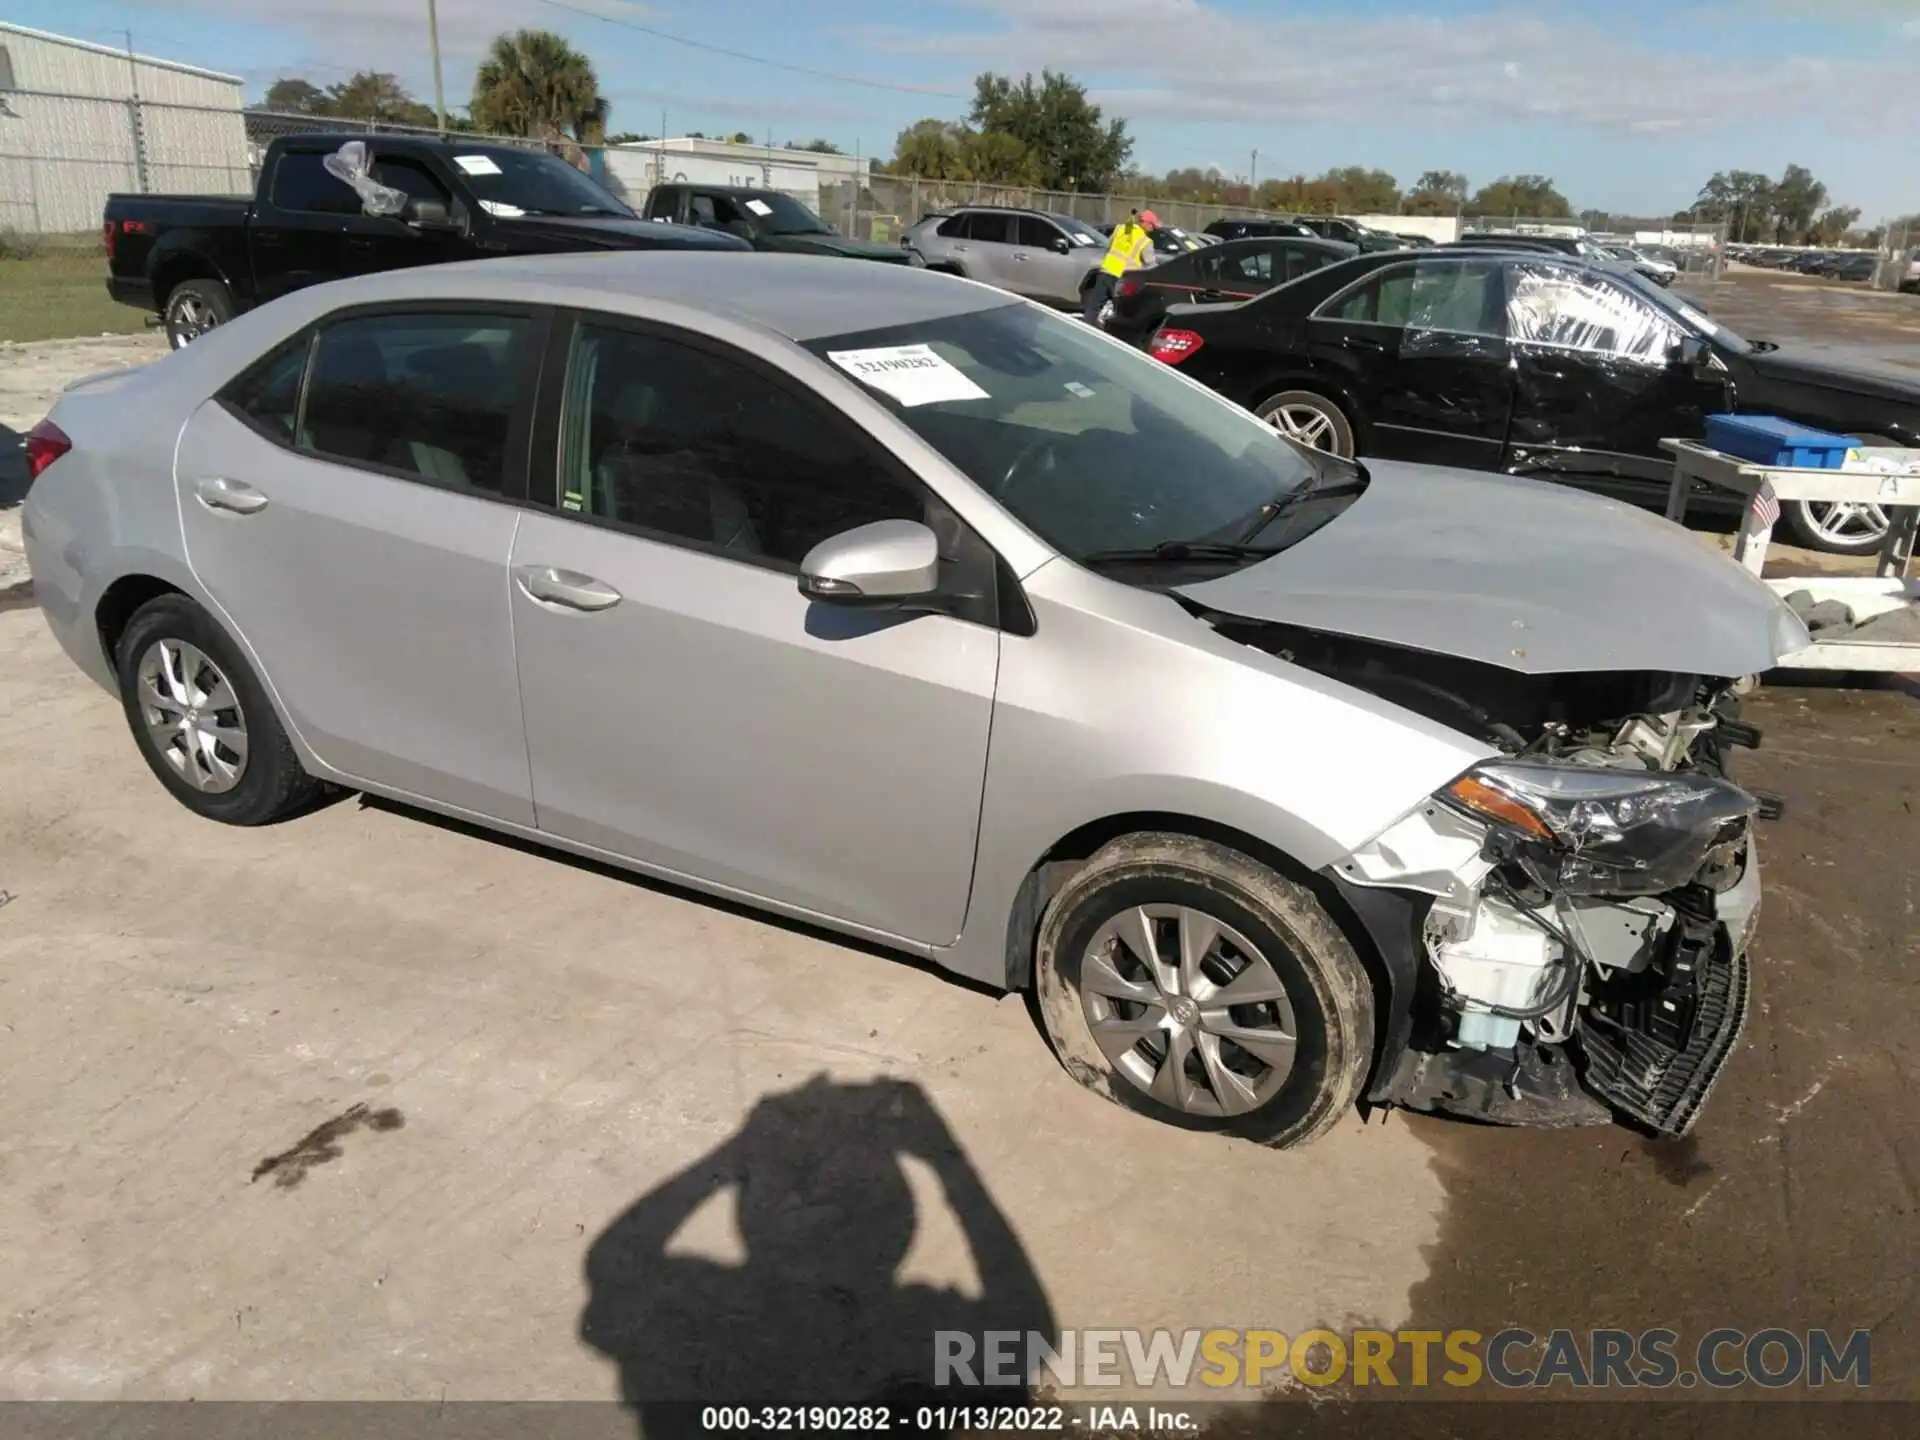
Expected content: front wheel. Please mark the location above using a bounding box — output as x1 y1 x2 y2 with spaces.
1783 435 1897 554
163 279 233 349
1034 834 1374 1149
1253 389 1356 458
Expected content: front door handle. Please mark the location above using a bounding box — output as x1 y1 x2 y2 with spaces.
514 565 622 612
1342 334 1387 353
194 476 269 514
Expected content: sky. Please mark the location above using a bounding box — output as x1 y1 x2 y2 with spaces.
8 0 1917 219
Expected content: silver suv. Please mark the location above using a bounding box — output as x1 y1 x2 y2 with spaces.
902 207 1108 308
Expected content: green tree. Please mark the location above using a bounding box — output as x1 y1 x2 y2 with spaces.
1690 170 1773 242
605 131 650 146
1402 169 1468 215
889 119 970 180
1578 208 1612 232
263 77 329 115
1315 166 1399 213
959 130 1041 185
1806 204 1862 246
968 70 1131 191
1466 174 1572 219
1768 163 1828 243
724 131 755 145
322 72 435 127
471 29 609 142
787 138 843 154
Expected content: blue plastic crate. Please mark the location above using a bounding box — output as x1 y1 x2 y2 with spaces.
1704 414 1860 469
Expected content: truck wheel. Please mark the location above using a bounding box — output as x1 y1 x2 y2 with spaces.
164 280 233 349
1033 833 1374 1150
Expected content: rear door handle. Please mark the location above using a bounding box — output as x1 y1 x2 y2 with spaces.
1343 334 1387 354
193 476 269 514
514 565 622 612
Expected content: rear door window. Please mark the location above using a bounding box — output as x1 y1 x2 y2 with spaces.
295 310 536 494
1321 258 1502 334
269 151 361 215
965 212 1013 244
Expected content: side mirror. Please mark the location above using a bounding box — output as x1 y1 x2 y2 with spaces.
405 198 455 230
1051 236 1070 255
1670 334 1708 369
798 519 940 606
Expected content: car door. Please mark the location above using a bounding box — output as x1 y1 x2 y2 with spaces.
1307 256 1514 470
249 148 365 303
1011 214 1079 303
1503 260 1733 494
505 313 1001 944
172 304 543 822
957 210 1016 288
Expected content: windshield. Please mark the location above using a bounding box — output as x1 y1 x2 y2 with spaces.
1056 215 1106 247
803 303 1323 563
450 148 630 217
742 191 835 236
1621 271 1754 352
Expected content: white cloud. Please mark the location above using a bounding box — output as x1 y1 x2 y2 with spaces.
852 0 1906 136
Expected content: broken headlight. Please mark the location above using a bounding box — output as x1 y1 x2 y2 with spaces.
1442 760 1756 897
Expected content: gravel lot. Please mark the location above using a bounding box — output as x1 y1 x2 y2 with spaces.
0 275 1915 1422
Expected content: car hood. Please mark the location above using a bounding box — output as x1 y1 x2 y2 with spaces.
504 215 750 251
1743 345 1920 407
1175 460 1808 676
760 233 911 262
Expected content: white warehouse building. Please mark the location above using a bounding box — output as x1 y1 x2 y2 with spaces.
0 22 249 235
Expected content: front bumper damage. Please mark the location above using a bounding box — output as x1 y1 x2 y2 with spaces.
1328 769 1765 1138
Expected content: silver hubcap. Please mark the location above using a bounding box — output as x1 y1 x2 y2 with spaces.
136 639 247 794
1802 500 1890 546
170 295 216 343
1080 904 1298 1118
1263 401 1346 455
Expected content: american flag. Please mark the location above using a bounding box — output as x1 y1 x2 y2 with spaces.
1748 480 1780 530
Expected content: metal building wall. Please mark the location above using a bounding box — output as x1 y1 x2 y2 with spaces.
0 23 248 235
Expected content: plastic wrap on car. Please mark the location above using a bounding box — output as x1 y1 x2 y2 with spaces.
323 141 408 218
1506 265 1681 364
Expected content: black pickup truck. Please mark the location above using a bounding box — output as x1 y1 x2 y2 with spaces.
105 133 749 348
639 183 907 263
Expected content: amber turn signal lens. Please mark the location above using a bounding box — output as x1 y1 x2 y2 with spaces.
1446 774 1554 839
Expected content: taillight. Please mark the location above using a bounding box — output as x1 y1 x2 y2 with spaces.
102 220 115 258
1116 277 1141 298
1148 328 1205 363
25 420 72 481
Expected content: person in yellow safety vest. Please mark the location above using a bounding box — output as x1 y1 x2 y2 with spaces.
1083 209 1159 324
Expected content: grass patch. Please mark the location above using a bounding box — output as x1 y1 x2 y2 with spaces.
0 251 151 345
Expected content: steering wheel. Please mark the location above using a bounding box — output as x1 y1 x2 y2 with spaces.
996 432 1066 499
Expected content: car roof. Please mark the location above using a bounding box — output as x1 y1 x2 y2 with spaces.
319 251 1013 342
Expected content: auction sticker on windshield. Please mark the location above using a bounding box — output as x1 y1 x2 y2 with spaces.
828 345 988 407
744 198 774 216
454 155 502 176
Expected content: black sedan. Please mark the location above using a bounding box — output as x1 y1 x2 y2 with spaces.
1145 248 1920 553
1101 235 1355 343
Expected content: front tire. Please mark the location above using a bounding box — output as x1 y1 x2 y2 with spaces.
1034 834 1374 1149
1253 389 1356 458
114 595 323 825
1783 435 1897 554
163 279 233 349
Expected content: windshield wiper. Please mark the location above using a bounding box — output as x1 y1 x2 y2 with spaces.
1079 540 1284 567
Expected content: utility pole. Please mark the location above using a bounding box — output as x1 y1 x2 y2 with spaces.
1250 148 1258 192
123 31 149 193
426 0 447 134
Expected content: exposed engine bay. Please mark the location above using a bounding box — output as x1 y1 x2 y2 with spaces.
1207 615 1777 1136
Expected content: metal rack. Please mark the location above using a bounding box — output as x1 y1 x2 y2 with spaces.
1660 438 1920 672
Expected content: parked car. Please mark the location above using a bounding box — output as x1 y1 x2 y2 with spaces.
1292 216 1406 252
1603 244 1678 287
1455 230 1613 260
103 134 746 349
1101 235 1355 344
638 183 907 264
1204 218 1322 242
1144 249 1920 553
1827 253 1879 283
900 206 1108 308
22 252 1805 1147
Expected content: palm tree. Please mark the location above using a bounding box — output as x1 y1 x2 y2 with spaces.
470 30 609 144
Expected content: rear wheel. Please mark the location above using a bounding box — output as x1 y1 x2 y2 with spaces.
163 279 232 349
114 595 323 825
1254 389 1355 458
1783 435 1897 554
1034 833 1374 1149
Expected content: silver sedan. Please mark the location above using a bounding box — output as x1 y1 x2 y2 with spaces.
22 254 1805 1146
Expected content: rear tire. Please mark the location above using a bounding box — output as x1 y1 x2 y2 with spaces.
163 279 233 349
1034 833 1374 1150
1253 389 1356 458
114 595 323 825
1783 434 1897 554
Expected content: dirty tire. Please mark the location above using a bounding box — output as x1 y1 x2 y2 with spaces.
1034 833 1373 1149
1253 389 1356 459
115 594 323 825
163 278 233 349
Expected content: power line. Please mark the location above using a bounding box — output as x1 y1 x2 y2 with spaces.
538 0 967 100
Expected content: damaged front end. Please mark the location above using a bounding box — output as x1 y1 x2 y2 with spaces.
1222 618 1774 1136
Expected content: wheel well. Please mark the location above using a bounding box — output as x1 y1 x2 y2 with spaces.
924 262 964 277
150 253 223 313
96 575 183 668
